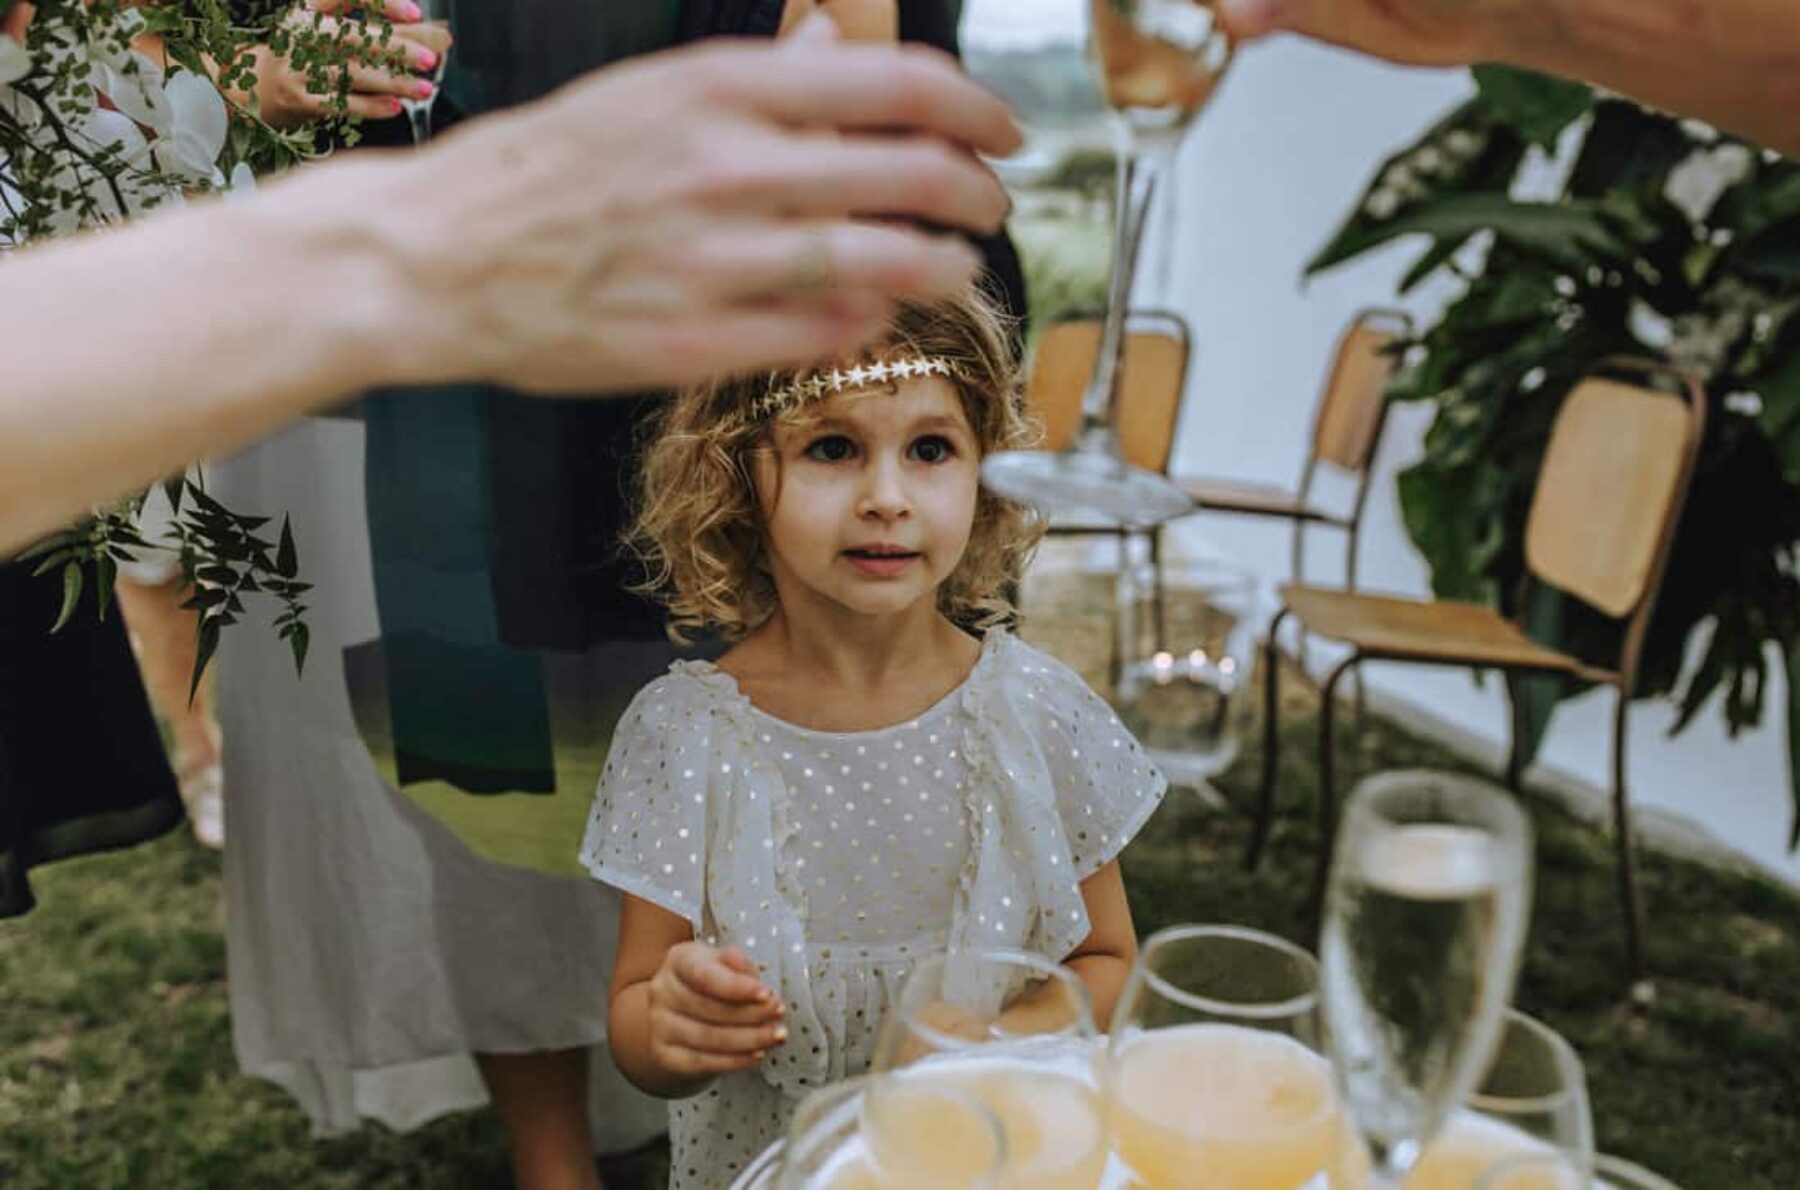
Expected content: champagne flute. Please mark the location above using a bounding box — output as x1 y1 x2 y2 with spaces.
1346 1009 1592 1189
976 1 1234 528
1107 924 1340 1189
1320 770 1534 1189
872 949 1106 1190
400 0 451 145
955 0 1110 188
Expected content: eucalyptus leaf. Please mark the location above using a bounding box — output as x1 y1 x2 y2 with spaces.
50 562 83 634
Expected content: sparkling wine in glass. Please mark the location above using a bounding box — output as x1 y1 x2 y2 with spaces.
1320 770 1534 1190
872 949 1106 1190
956 0 1110 188
1341 1008 1593 1188
400 0 451 145
977 1 1234 528
1107 924 1341 1189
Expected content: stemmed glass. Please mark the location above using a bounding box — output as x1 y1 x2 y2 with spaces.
871 949 1106 1190
400 0 451 145
773 1073 1009 1189
1479 1154 1683 1190
1106 925 1341 1188
968 0 1234 527
1342 1008 1592 1188
1111 557 1261 791
1320 770 1535 1189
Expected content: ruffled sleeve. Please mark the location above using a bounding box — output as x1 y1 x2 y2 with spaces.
958 633 1167 963
1024 643 1168 878
578 671 717 933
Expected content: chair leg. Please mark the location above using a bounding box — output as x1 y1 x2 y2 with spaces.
1150 526 1167 651
1347 525 1367 732
1308 656 1360 927
1109 530 1130 692
1610 686 1650 990
1503 674 1529 793
1245 607 1292 872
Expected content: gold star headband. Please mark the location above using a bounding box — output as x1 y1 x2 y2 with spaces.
750 354 964 421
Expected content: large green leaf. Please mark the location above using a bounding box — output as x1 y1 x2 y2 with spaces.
1471 65 1594 150
1308 194 1639 278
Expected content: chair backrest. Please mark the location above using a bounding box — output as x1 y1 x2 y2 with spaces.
1026 310 1191 472
1525 364 1705 622
1310 309 1411 475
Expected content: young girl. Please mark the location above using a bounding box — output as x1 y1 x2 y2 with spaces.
579 289 1167 1186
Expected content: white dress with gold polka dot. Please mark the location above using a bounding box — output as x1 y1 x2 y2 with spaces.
579 631 1166 1189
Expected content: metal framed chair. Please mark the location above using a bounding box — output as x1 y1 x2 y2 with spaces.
1166 308 1413 682
1246 358 1707 982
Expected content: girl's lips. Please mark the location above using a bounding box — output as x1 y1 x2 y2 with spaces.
843 549 920 577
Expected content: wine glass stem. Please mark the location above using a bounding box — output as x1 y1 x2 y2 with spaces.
408 104 433 146
1076 139 1167 444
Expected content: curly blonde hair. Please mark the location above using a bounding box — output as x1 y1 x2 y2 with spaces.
630 288 1044 644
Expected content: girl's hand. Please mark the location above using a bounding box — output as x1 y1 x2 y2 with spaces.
227 0 452 129
645 943 788 1079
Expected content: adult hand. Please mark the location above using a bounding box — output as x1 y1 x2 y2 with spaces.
225 0 453 128
1217 0 1516 67
388 30 1022 393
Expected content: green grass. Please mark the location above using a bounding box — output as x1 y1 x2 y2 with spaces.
2 569 1795 1187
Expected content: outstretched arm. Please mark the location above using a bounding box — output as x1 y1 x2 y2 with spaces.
1220 0 1800 158
0 27 1019 555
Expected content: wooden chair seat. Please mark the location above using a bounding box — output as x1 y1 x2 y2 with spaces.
1280 584 1581 672
1177 477 1343 524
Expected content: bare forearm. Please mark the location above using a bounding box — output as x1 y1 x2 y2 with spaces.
1066 952 1131 1032
1508 0 1800 155
608 982 720 1100
0 155 422 555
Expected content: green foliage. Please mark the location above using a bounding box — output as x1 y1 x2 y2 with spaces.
2 2 403 689
1312 72 1800 844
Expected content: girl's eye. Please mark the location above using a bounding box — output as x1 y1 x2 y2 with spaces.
910 435 955 464
804 435 856 462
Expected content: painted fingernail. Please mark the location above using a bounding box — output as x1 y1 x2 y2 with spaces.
414 80 435 99
414 49 438 70
389 98 405 115
401 2 422 20
772 1027 788 1043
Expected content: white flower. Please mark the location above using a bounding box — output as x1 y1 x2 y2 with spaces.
1628 299 1673 350
1443 129 1485 160
1664 144 1751 223
1365 186 1401 221
225 161 257 197
101 52 173 136
1724 391 1764 417
0 31 29 86
155 70 228 184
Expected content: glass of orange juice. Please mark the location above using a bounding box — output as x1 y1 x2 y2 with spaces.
777 1074 1007 1190
871 948 1106 1190
1106 924 1339 1190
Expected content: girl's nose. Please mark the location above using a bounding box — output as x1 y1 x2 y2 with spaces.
856 459 911 520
